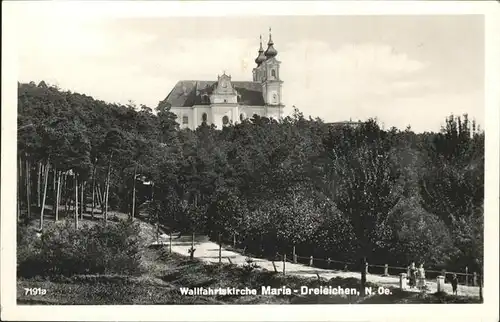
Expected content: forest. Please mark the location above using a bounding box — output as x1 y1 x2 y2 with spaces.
16 80 484 278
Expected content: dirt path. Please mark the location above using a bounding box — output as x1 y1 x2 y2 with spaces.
151 232 481 298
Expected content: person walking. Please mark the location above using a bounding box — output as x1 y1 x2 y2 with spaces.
417 263 426 289
409 262 417 288
451 274 459 295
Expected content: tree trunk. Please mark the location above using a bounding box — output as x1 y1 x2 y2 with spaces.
55 171 61 221
63 173 68 214
99 185 104 210
39 158 50 231
63 172 68 214
52 167 56 189
104 152 113 223
80 180 85 219
37 162 41 207
155 221 159 243
75 173 78 229
96 184 104 214
91 163 97 219
96 184 102 210
17 156 22 222
75 175 79 229
131 164 138 219
25 157 32 219
52 167 57 213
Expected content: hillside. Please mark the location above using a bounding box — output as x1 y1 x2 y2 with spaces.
17 211 480 305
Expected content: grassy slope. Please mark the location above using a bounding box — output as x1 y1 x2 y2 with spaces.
17 211 480 305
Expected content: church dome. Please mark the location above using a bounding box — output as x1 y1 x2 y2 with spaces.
255 35 266 65
264 28 278 59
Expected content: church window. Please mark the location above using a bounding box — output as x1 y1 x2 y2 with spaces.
202 94 209 104
224 99 227 103
182 115 189 125
222 115 229 125
272 93 278 104
271 69 276 78
240 113 246 121
202 113 208 122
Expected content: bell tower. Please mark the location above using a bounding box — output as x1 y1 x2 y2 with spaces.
261 28 283 107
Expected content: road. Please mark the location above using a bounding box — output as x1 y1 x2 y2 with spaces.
149 232 481 298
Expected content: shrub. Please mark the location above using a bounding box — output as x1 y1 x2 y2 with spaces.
17 219 142 278
387 200 454 267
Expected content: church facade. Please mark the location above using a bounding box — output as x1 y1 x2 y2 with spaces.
160 30 284 130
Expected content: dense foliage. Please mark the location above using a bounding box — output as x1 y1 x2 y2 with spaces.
17 81 484 274
17 219 142 277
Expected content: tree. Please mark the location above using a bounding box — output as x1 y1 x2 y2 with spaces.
322 120 402 294
101 129 129 222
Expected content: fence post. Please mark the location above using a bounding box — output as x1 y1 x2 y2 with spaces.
479 274 483 301
437 275 445 293
465 266 468 286
399 273 407 290
309 256 313 266
189 232 195 260
383 264 389 276
473 272 477 286
283 254 286 276
327 258 331 268
293 246 297 263
365 262 369 274
218 234 222 264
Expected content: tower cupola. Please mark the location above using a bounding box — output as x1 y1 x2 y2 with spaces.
254 35 266 66
264 27 278 59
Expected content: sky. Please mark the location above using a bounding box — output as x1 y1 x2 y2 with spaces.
14 5 484 133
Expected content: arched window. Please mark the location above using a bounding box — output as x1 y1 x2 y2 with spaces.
237 95 241 103
202 113 208 122
240 113 246 121
182 115 189 125
222 115 229 126
202 94 209 104
271 69 276 78
223 99 227 103
272 93 278 104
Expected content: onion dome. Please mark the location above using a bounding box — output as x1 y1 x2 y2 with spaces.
254 35 266 66
264 27 278 59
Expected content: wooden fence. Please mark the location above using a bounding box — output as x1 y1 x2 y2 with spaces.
161 231 482 291
272 249 482 287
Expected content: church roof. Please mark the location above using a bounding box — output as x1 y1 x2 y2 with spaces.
161 80 265 108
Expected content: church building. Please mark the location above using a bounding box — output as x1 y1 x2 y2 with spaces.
160 29 284 130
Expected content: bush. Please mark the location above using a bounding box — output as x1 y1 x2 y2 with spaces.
17 219 142 278
387 200 454 267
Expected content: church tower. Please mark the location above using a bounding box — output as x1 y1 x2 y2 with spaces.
253 28 284 115
262 28 282 107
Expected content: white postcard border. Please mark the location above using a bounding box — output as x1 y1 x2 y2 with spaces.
2 1 499 321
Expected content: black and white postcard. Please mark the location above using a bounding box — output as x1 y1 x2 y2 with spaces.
1 1 499 321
